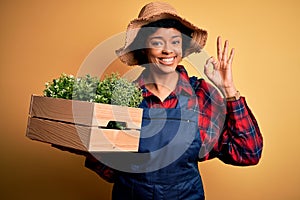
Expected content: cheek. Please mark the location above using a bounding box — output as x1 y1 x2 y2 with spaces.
175 47 183 57
147 49 160 60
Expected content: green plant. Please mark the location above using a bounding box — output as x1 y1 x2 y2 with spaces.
43 73 75 99
43 73 143 108
95 73 143 108
72 74 99 102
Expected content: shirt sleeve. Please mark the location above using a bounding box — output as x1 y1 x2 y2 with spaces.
196 79 263 166
216 97 263 165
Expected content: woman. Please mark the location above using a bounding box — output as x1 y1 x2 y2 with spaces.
85 2 263 199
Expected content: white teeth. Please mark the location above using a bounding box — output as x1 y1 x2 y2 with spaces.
161 57 174 62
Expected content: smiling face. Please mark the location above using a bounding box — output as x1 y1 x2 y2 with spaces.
145 28 183 74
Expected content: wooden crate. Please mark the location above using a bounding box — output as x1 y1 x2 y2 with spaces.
26 95 143 152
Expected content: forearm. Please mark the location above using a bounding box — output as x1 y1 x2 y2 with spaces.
217 97 263 165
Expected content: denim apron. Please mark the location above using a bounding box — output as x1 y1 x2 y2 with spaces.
112 94 204 200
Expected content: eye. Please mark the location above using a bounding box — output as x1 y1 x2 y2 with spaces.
149 40 164 47
172 40 181 45
152 41 162 46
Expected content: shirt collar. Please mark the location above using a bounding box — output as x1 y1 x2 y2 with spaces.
135 65 194 98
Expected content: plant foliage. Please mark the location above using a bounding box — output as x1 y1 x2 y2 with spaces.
43 73 143 108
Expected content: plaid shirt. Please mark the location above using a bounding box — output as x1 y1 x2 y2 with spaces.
85 65 263 182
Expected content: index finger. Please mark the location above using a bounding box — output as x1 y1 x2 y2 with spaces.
217 36 222 61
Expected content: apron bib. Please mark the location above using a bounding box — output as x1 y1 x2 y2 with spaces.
112 95 204 200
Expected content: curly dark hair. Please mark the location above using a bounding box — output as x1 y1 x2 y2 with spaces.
128 18 193 66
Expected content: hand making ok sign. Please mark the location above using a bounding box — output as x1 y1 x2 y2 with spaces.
204 36 238 98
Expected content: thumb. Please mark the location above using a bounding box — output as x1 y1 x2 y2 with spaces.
204 56 215 76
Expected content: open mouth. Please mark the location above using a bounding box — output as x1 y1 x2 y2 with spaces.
158 56 176 65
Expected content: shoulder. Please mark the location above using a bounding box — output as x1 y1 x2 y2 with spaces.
189 76 217 95
176 65 222 98
176 65 213 90
189 76 225 109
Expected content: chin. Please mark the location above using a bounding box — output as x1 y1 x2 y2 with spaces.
156 64 177 74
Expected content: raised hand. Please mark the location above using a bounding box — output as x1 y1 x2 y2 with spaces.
204 36 237 97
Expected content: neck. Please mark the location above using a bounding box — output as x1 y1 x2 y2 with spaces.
144 68 179 102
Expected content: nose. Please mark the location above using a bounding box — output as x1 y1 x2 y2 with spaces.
162 43 173 55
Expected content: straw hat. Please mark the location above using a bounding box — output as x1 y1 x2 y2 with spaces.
116 1 208 66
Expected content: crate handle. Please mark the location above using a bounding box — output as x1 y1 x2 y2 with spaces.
105 121 127 130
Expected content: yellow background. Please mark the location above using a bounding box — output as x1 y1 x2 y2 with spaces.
1 0 300 199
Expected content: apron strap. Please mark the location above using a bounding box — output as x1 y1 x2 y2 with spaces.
175 94 189 109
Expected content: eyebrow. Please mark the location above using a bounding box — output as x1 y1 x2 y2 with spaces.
149 35 182 40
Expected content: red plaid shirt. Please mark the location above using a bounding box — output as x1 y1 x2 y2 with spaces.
85 65 263 182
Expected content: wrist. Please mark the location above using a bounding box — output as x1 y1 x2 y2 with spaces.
222 85 237 98
225 90 240 101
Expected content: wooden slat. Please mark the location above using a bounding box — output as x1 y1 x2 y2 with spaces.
89 129 140 151
30 95 94 126
26 117 140 152
26 117 90 151
29 95 143 129
93 103 143 129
